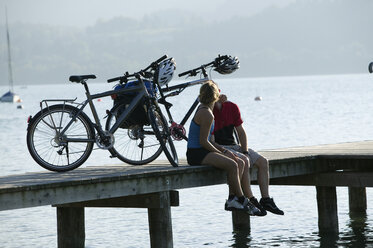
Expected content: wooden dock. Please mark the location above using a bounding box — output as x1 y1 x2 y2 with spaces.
1 141 373 247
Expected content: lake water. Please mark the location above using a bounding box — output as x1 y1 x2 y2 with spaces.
0 74 372 247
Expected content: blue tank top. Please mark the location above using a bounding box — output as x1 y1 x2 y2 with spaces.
187 119 214 148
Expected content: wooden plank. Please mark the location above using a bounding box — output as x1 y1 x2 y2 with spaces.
269 172 373 187
0 165 226 211
54 191 179 208
0 141 373 211
0 157 329 211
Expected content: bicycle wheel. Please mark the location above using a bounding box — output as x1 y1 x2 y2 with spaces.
105 103 163 165
148 106 178 167
27 104 94 172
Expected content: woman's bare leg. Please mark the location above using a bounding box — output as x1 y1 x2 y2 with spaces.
235 154 254 198
202 152 244 197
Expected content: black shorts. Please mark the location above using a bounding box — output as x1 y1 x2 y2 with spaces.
186 148 210 165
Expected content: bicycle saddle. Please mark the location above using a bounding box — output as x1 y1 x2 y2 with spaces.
69 74 96 83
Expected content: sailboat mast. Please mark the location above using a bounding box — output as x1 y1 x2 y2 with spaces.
5 7 14 92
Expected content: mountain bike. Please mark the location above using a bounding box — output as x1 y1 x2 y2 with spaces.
26 55 178 172
105 55 239 165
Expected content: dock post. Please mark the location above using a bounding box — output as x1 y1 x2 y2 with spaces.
232 211 250 232
316 186 339 234
348 187 367 213
57 207 85 248
148 191 173 248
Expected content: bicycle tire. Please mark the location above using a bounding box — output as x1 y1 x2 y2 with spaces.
26 104 95 172
148 105 178 167
106 103 163 165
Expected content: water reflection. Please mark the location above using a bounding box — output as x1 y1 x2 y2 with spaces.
230 228 252 248
318 232 339 248
343 211 369 248
318 211 372 248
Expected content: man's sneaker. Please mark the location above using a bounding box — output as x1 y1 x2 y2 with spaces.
259 197 284 215
250 197 267 216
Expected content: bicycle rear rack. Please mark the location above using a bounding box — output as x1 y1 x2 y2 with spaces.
39 98 79 112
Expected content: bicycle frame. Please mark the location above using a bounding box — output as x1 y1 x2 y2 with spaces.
161 77 209 124
42 77 152 144
156 75 211 141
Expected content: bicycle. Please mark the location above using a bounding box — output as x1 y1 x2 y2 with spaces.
105 55 240 165
26 55 178 172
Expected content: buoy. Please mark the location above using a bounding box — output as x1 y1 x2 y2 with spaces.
97 98 102 102
254 96 262 101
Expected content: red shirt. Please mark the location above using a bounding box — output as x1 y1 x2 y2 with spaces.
213 101 243 145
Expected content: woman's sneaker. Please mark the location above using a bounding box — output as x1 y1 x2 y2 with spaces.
259 197 284 215
225 197 247 211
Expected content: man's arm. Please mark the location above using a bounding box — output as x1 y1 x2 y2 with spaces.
235 124 248 153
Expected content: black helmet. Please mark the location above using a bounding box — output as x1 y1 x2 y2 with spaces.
214 55 240 74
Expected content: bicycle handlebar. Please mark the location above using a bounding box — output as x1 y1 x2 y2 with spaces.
143 54 168 72
107 76 122 83
178 68 199 77
178 55 229 77
107 55 168 83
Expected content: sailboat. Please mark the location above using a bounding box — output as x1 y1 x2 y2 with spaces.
1 8 20 103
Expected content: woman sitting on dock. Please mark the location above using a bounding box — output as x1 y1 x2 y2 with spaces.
186 81 260 214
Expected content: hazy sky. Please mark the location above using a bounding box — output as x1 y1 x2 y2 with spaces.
1 0 370 84
1 0 295 27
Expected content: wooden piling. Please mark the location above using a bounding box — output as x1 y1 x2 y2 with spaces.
232 211 250 232
57 207 85 248
348 187 367 213
148 191 173 248
316 186 339 234
55 191 179 248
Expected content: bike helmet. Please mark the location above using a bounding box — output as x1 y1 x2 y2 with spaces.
157 58 176 86
214 55 240 75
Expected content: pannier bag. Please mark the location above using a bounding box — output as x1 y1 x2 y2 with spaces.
112 80 157 128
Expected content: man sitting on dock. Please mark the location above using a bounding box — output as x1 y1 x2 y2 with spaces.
213 95 284 216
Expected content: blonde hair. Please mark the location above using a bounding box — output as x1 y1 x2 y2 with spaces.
199 81 219 105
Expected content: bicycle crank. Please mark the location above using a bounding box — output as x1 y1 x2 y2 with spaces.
95 131 115 149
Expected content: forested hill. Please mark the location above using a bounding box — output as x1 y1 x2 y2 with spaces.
0 0 372 85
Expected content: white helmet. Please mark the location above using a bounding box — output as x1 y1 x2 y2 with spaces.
214 56 240 74
157 58 176 86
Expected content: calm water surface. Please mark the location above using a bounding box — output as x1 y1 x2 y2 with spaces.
0 74 372 247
